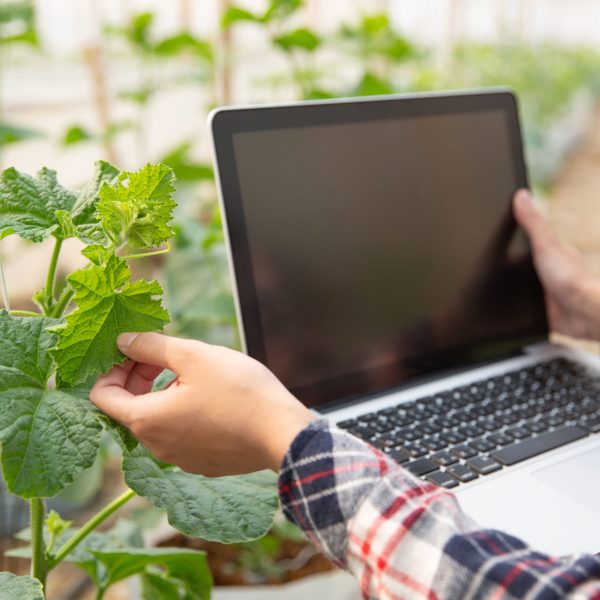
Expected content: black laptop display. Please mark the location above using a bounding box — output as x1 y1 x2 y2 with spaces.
210 91 547 410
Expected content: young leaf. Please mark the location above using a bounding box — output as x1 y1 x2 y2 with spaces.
52 255 169 385
46 510 72 539
71 160 120 242
0 573 44 600
122 445 278 543
89 548 212 598
0 161 118 243
0 167 77 241
0 313 102 498
97 163 176 249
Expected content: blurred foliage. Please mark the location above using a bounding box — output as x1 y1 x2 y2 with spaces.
0 0 37 46
5 2 600 347
0 0 42 156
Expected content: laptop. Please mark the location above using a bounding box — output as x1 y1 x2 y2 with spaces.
209 89 600 556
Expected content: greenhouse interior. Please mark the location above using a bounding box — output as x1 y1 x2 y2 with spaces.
1 0 600 599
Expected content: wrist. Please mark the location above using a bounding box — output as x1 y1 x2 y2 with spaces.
260 393 316 472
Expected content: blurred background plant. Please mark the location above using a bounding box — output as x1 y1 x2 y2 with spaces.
4 0 600 340
2 0 600 596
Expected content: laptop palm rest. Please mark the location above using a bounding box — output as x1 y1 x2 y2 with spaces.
533 447 600 515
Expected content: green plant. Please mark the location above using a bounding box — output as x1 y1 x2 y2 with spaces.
0 161 277 598
223 0 329 100
0 0 42 164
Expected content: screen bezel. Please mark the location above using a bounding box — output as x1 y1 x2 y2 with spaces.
210 89 548 410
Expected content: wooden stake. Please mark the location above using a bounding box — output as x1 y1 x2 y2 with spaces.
83 46 118 164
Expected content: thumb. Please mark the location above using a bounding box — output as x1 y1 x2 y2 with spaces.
513 189 557 254
117 332 194 373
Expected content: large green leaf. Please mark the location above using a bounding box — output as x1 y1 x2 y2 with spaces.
90 548 212 598
97 163 176 249
0 573 44 600
122 445 278 543
0 161 118 243
52 255 169 385
0 313 102 498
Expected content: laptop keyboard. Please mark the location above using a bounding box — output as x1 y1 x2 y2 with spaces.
337 358 600 489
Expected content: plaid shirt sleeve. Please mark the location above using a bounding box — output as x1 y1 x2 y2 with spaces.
278 418 600 599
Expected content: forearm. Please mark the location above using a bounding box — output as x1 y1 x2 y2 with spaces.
279 420 600 599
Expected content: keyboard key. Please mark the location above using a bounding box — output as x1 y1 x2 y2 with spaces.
506 426 530 440
370 437 396 451
416 422 441 435
469 437 496 453
369 420 395 434
388 448 410 464
440 431 466 445
422 437 447 451
479 418 503 432
405 458 438 476
488 432 514 446
458 425 484 437
450 445 477 460
524 420 548 434
491 425 588 466
348 425 376 440
466 456 502 475
396 427 420 442
446 464 478 483
545 414 566 427
580 415 600 433
403 443 429 458
426 470 459 489
431 451 458 467
499 413 519 426
337 419 357 429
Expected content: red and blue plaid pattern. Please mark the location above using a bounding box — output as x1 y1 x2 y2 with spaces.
278 419 600 599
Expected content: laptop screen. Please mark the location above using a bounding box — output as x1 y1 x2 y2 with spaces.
212 92 548 410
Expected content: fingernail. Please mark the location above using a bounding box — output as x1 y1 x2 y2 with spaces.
516 189 531 205
117 332 139 350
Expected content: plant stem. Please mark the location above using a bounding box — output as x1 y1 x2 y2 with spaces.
49 489 136 568
44 237 63 312
120 241 171 261
96 587 107 600
30 498 48 589
0 260 10 311
10 310 42 317
51 286 75 318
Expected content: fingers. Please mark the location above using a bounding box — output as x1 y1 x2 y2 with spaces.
91 365 137 425
125 362 165 395
117 332 197 374
513 189 558 254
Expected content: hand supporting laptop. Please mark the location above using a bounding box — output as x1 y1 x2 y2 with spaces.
91 189 600 599
514 189 600 341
